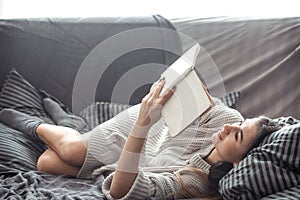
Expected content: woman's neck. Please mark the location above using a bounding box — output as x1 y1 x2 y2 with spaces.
204 148 224 165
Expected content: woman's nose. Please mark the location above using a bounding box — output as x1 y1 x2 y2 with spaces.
224 124 239 134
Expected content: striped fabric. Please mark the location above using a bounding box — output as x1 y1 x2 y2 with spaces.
219 91 240 109
261 185 300 200
0 69 87 171
0 69 69 124
0 123 47 172
79 102 131 130
219 121 300 200
0 69 57 171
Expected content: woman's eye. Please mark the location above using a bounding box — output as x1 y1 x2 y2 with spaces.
235 131 238 141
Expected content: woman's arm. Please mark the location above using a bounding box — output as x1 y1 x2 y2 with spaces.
103 163 210 199
110 78 174 199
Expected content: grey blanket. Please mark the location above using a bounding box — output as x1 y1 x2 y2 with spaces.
0 164 106 200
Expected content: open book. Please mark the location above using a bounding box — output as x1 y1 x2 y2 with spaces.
159 44 215 137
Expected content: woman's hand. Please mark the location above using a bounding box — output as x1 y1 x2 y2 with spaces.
136 78 175 127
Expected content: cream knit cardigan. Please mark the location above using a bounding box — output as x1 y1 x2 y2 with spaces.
77 98 243 199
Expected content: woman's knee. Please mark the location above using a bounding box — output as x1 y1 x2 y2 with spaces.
59 138 87 166
37 150 53 173
37 149 80 176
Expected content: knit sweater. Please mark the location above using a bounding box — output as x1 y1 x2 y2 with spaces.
77 98 243 199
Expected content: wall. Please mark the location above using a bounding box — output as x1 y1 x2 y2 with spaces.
0 0 299 19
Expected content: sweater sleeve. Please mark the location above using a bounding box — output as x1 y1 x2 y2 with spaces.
102 167 210 200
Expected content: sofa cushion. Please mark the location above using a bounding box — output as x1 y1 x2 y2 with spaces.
0 122 47 172
79 102 131 130
219 91 240 109
0 69 68 123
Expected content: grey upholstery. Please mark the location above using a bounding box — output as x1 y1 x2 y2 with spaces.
0 15 181 113
171 17 300 119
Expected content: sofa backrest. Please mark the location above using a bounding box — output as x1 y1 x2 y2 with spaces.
172 17 300 119
0 15 181 113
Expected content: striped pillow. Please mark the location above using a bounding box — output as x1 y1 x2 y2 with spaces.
260 185 300 200
219 91 240 109
0 69 86 172
0 122 47 172
79 102 131 130
219 121 300 199
0 69 68 124
0 69 53 171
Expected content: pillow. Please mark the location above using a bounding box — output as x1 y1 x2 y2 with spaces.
261 185 300 200
219 91 240 109
0 69 66 123
219 119 300 199
0 69 87 172
260 185 300 200
0 122 47 172
79 102 131 130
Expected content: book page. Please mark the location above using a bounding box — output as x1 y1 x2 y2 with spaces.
161 70 213 137
159 44 200 97
159 54 193 97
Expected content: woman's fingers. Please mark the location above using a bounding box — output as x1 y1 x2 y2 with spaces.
159 87 175 105
150 78 164 97
149 78 175 105
137 79 175 127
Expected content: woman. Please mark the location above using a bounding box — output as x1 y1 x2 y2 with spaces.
0 79 282 199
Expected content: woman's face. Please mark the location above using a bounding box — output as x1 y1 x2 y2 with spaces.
212 118 260 164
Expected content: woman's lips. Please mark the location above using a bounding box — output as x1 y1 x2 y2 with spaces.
217 130 223 140
212 130 223 145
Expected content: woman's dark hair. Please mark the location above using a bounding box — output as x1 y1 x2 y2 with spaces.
249 116 284 149
208 161 233 192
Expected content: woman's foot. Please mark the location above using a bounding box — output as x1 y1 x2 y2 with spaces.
43 98 86 131
0 108 43 141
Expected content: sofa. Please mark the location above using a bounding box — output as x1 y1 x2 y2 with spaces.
0 15 299 199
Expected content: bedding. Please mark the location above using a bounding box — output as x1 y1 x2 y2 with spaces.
0 170 105 199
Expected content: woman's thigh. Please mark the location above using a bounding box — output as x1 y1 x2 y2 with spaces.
37 124 92 167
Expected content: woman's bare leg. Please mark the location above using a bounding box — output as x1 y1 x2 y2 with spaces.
36 124 91 167
37 148 80 176
0 108 90 173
